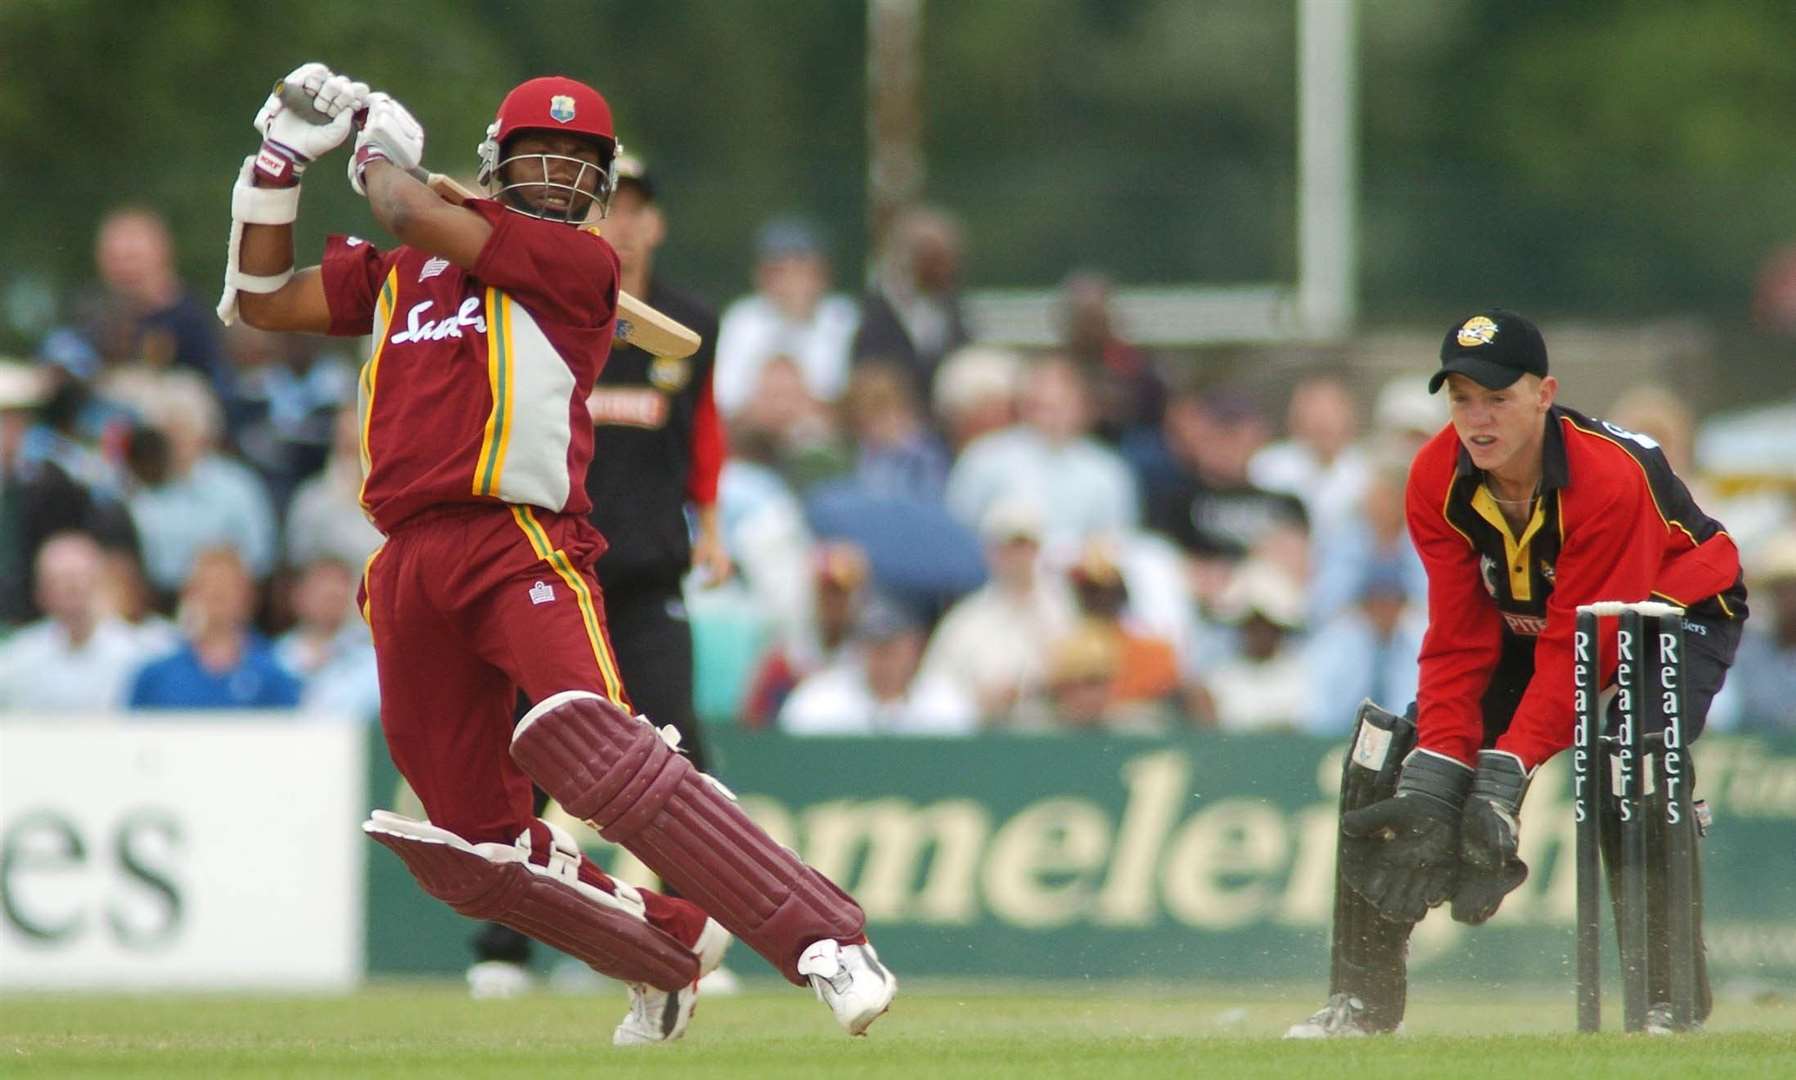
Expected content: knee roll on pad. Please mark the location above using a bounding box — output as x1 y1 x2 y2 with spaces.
511 690 866 985
363 810 698 991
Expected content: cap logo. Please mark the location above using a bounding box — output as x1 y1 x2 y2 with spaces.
1457 315 1498 348
549 95 576 123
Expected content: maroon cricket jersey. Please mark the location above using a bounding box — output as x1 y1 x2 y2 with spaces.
320 198 620 535
1406 405 1746 770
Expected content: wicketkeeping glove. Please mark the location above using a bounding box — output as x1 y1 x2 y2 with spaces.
1340 749 1473 924
1450 749 1532 925
251 63 368 186
349 92 426 196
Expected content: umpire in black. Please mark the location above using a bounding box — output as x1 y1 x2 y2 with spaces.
583 154 729 760
467 153 729 999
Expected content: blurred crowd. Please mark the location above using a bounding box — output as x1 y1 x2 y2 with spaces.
2 204 1794 736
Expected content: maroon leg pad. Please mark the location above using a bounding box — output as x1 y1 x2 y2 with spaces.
512 692 866 984
365 819 698 991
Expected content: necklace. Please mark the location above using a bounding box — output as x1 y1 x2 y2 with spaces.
1484 482 1540 507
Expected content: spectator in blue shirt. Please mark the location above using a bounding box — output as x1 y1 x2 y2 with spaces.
128 546 300 710
1722 532 1796 731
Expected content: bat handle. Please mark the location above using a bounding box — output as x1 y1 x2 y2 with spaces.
275 79 334 125
275 81 428 183
277 80 372 132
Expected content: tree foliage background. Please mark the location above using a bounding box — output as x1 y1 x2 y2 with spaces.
5 0 1796 377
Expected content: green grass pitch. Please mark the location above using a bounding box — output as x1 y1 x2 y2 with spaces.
3 983 1792 1078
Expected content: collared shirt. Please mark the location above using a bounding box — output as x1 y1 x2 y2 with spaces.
777 657 978 736
0 618 149 714
1407 404 1747 768
712 293 860 414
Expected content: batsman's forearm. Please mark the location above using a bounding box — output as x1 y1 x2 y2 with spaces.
363 159 439 239
240 220 295 278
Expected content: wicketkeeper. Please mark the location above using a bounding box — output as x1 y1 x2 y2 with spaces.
1288 310 1746 1037
219 63 895 1044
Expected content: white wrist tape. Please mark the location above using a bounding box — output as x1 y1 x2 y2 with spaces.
232 175 302 224
218 155 301 325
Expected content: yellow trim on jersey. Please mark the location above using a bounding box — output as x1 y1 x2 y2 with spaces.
509 506 626 701
1470 484 1547 603
358 267 400 511
359 546 384 627
1565 418 1698 544
474 288 516 496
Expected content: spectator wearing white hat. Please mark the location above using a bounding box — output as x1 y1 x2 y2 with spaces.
1369 373 1448 456
1191 560 1308 732
918 498 1077 721
932 345 1022 454
779 595 976 736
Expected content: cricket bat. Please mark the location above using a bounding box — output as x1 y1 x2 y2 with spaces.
277 82 701 360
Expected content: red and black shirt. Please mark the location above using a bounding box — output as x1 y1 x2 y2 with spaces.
582 277 723 587
1406 404 1746 769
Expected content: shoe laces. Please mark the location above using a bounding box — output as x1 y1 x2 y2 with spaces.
822 964 854 996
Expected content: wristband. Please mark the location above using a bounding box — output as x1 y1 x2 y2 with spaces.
254 140 308 187
350 143 391 194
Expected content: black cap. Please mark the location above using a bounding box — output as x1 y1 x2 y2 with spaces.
613 152 653 200
1428 309 1548 394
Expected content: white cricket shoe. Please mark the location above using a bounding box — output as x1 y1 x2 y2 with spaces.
1644 1002 1701 1036
697 965 742 996
796 938 897 1036
1284 992 1375 1038
466 959 534 1000
612 918 732 1047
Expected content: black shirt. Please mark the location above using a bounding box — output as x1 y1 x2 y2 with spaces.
584 278 720 587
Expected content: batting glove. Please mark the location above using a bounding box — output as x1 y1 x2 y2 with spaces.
349 92 425 196
252 63 367 186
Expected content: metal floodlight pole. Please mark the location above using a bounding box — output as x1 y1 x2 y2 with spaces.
1296 0 1358 341
867 0 924 267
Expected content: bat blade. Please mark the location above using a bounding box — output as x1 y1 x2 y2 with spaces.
424 174 700 359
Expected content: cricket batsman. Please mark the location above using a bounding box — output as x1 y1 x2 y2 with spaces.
1287 309 1746 1037
219 62 895 1043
